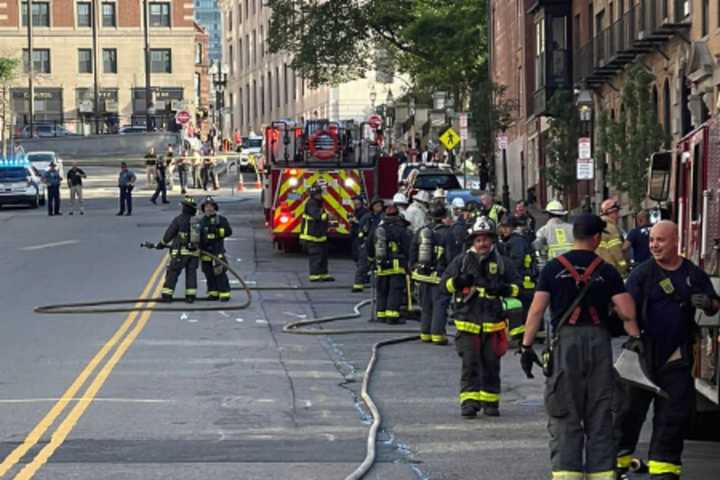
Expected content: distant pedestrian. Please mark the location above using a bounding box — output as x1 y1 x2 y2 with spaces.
624 210 652 265
150 155 169 205
117 162 136 216
43 163 62 216
175 152 189 194
201 156 214 190
164 145 175 191
66 161 87 215
144 147 157 189
191 150 201 188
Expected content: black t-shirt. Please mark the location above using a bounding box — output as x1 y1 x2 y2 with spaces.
66 167 85 187
537 250 626 329
627 259 717 369
626 225 651 263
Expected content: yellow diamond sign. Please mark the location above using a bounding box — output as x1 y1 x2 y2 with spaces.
439 127 461 151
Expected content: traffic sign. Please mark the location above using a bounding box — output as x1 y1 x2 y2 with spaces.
439 127 461 151
175 110 191 124
459 113 468 128
368 114 382 129
497 134 508 150
577 157 594 180
578 137 591 159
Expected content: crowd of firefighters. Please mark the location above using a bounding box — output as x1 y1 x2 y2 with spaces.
300 184 720 480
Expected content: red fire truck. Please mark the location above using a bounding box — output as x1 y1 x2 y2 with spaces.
648 119 720 427
257 119 399 252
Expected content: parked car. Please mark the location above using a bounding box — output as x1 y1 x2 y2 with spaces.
0 161 46 208
26 151 64 177
405 165 481 206
119 125 149 134
22 124 74 138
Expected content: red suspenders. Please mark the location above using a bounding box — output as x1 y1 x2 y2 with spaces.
556 255 604 325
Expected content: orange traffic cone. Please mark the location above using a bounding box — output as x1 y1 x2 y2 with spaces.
254 174 262 190
236 175 245 192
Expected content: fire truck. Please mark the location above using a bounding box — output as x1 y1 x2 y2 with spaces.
258 119 399 252
648 119 720 429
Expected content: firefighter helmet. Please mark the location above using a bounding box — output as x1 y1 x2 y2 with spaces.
200 196 219 212
601 198 621 215
433 187 447 200
309 184 323 195
431 205 448 219
414 190 432 204
467 216 497 238
181 196 197 211
545 199 567 216
392 192 409 206
451 197 466 210
369 196 384 209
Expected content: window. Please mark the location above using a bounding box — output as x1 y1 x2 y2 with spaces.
150 49 171 73
103 49 117 73
252 30 257 65
238 38 243 67
229 45 234 74
149 2 170 27
194 73 201 104
23 49 50 73
77 2 91 27
260 78 264 116
283 63 288 105
701 0 709 36
21 2 50 27
275 67 280 108
78 49 92 73
102 2 116 27
245 34 250 66
267 71 272 112
260 26 264 59
534 18 545 91
195 43 202 64
227 7 233 31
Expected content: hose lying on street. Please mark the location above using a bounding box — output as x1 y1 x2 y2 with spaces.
283 298 420 480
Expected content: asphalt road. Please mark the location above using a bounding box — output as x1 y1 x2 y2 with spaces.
0 167 717 479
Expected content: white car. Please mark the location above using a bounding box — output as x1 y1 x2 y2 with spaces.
0 163 46 208
26 151 64 177
239 136 263 171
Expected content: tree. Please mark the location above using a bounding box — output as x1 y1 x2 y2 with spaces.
596 65 664 212
469 80 517 178
0 57 19 156
542 90 581 202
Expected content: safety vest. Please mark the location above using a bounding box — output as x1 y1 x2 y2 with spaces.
487 204 506 223
545 222 574 259
300 212 328 243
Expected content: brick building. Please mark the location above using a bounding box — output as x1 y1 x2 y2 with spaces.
0 0 200 133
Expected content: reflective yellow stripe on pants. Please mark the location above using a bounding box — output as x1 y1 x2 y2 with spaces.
454 320 506 334
551 472 584 479
648 460 681 476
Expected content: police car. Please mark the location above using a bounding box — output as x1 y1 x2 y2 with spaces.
0 157 46 208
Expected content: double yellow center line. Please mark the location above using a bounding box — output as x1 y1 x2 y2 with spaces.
0 256 168 479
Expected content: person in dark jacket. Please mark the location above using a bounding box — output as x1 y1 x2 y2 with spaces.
352 197 384 292
199 196 233 301
441 216 521 418
117 162 137 216
350 195 369 262
42 163 63 216
66 162 86 215
151 154 169 204
156 196 200 303
370 205 412 323
301 185 333 282
448 199 471 260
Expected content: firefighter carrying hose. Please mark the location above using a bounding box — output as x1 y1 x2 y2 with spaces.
370 203 412 324
156 196 201 303
410 204 454 345
441 216 521 418
352 197 384 293
199 196 233 301
301 185 334 282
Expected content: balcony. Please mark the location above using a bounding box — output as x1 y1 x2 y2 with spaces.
573 0 690 87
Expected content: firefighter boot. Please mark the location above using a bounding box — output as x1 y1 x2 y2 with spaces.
461 401 481 419
483 404 500 417
160 293 173 303
185 295 196 304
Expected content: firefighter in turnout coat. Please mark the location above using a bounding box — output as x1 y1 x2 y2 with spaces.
441 216 521 418
371 204 412 324
301 185 334 282
410 205 454 345
157 196 201 303
199 196 233 301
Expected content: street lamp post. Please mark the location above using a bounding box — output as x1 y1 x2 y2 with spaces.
143 0 153 131
385 89 394 153
576 89 594 212
500 129 510 209
212 64 228 139
409 97 416 161
26 0 34 135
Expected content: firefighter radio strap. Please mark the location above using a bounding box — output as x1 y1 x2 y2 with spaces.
542 255 603 376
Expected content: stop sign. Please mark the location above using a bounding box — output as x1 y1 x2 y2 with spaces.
175 110 191 124
368 114 382 129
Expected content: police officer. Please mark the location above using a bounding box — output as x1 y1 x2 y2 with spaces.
441 216 521 418
156 196 201 303
479 192 507 223
352 197 384 293
301 185 333 282
533 200 574 268
199 196 233 301
520 213 640 480
615 220 719 480
42 162 63 216
371 203 412 324
410 205 453 344
598 198 629 277
623 209 652 265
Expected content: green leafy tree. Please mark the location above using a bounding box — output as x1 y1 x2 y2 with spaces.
0 57 19 156
469 80 517 172
596 65 664 211
543 90 581 203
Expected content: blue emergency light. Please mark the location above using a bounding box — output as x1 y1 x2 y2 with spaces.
0 154 29 167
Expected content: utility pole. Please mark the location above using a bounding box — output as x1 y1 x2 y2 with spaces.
92 0 100 134
143 0 152 131
27 0 34 136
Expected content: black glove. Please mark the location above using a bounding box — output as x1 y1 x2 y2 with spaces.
691 294 714 311
488 283 515 297
518 345 542 379
453 274 475 290
155 242 165 250
622 336 644 355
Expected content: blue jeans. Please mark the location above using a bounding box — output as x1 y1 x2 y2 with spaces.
119 185 133 213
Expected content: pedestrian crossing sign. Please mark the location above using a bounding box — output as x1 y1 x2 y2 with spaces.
439 127 461 151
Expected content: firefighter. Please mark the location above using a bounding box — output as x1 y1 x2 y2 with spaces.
448 197 470 260
199 196 233 301
498 215 536 343
441 216 521 418
371 204 412 324
510 200 536 240
432 187 448 208
301 185 334 282
392 192 409 218
410 205 453 345
352 197 384 293
405 190 431 233
533 200 574 268
350 195 369 262
615 220 719 480
598 198 629 276
520 213 640 480
156 196 201 303
479 192 507 223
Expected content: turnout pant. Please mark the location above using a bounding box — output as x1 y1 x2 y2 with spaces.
69 185 83 213
353 242 370 289
546 326 615 479
201 256 231 300
419 283 449 343
119 186 133 214
455 331 502 407
375 274 405 322
615 361 694 478
178 167 188 193
47 185 60 214
162 254 199 298
307 242 330 280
